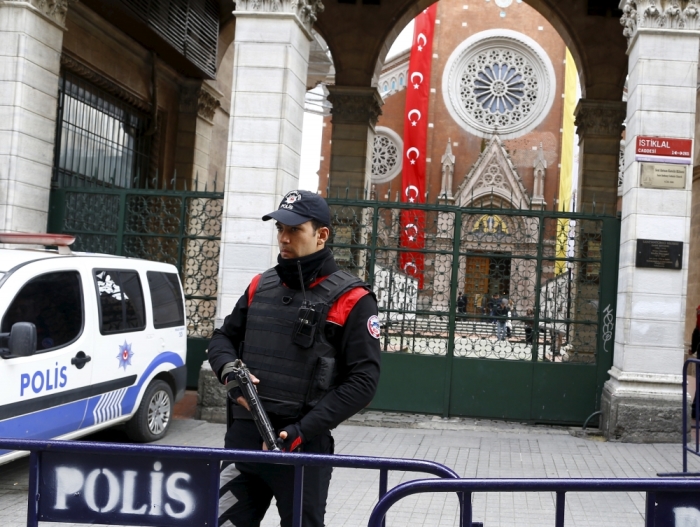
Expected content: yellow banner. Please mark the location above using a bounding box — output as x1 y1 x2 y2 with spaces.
556 48 578 275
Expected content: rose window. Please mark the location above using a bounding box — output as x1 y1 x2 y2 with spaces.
443 30 555 139
371 127 403 184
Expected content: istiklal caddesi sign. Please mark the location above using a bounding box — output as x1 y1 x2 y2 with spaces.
636 136 693 165
38 451 218 526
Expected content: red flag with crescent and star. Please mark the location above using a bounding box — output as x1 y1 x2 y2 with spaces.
399 4 437 289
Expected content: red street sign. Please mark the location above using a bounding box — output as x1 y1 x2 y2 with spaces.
636 136 692 159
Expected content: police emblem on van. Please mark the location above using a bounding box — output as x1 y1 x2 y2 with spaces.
117 341 134 370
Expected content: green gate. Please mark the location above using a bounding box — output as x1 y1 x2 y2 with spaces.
327 197 619 424
47 184 224 388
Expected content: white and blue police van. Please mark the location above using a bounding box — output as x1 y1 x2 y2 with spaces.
0 233 187 465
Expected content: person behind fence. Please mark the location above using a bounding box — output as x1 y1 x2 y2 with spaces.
506 298 515 338
689 304 700 419
457 292 467 314
489 292 500 324
524 308 534 345
208 189 382 527
493 298 509 341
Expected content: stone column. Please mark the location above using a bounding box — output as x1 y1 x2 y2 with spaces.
0 1 74 235
326 86 383 199
174 82 221 189
217 0 322 324
574 99 627 215
601 0 700 442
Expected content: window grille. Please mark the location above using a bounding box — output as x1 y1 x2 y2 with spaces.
53 70 154 189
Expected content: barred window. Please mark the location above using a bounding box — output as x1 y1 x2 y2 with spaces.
53 70 153 189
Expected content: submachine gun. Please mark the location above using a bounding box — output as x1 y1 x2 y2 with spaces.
223 359 281 452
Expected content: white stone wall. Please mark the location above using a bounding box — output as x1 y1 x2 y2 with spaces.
613 30 698 390
0 5 64 234
217 14 311 324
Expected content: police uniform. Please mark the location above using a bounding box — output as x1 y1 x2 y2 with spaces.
208 190 381 527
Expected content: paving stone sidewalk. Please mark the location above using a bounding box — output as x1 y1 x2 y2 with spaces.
1 412 698 527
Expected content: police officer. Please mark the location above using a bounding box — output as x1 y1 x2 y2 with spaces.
208 189 381 527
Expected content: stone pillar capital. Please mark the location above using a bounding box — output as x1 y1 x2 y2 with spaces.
327 86 383 130
620 0 700 47
574 99 627 139
180 82 222 124
234 0 324 38
3 0 79 28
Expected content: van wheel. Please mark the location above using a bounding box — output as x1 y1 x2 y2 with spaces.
126 380 173 442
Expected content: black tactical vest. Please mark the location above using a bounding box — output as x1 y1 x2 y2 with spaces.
242 268 368 419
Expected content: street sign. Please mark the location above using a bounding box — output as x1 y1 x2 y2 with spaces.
636 136 693 165
38 451 218 526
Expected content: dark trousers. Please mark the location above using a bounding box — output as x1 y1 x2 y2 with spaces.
525 326 533 345
218 419 333 527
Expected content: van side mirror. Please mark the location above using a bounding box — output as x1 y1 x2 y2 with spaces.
0 322 37 358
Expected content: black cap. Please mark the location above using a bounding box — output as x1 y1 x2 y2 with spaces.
262 190 331 227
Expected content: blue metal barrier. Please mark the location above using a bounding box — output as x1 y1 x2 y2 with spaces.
658 357 700 477
367 477 700 527
0 437 464 527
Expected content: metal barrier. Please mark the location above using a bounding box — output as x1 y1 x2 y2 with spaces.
0 437 463 527
367 477 700 527
658 357 700 477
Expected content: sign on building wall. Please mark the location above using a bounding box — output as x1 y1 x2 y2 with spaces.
639 163 687 190
636 136 692 165
635 239 683 270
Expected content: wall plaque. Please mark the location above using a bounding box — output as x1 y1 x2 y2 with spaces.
640 163 687 189
636 239 683 270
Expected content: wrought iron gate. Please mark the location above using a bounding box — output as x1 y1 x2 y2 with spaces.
327 197 620 424
47 184 223 388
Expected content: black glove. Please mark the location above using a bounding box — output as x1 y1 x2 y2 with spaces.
224 372 244 403
278 424 304 452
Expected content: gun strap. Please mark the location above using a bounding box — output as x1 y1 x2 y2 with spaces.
221 359 248 390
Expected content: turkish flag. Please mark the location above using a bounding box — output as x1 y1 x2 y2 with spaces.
399 5 437 289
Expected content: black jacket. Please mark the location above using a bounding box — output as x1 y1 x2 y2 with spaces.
208 254 381 441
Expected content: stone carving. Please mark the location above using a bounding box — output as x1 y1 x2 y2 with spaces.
532 143 546 208
28 0 77 26
327 89 383 127
371 127 402 184
460 47 535 130
440 140 455 199
61 53 151 113
197 90 221 122
443 30 556 140
180 85 221 122
574 100 627 138
620 0 700 45
236 0 324 30
454 134 530 207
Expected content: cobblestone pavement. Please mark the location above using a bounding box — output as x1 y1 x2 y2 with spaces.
1 412 698 527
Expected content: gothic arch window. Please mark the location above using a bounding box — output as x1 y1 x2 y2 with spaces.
383 82 389 93
391 79 396 90
442 29 556 140
399 74 405 87
372 127 403 184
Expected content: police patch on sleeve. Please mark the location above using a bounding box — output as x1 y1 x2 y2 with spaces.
367 315 381 339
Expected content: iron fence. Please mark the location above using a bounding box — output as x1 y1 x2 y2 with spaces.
0 437 463 527
326 196 620 423
658 357 700 477
367 476 700 527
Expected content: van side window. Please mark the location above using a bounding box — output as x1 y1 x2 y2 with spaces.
94 270 146 334
1 271 83 351
147 272 185 329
